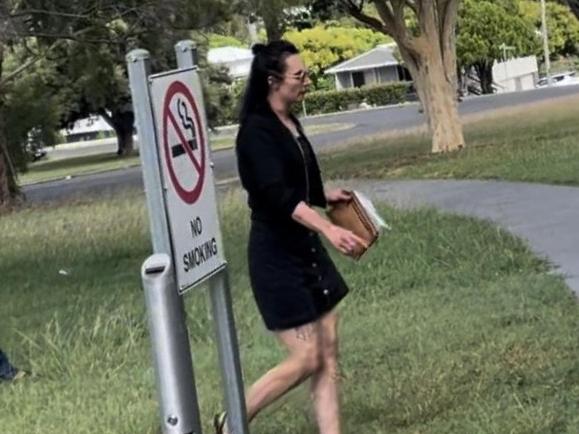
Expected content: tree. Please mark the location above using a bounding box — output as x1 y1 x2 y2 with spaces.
308 0 350 21
457 0 538 94
0 0 25 203
0 0 235 205
558 0 579 19
341 0 464 153
0 43 15 205
240 0 308 41
284 24 390 89
10 1 197 157
52 18 179 157
3 44 62 168
520 0 579 59
188 33 238 126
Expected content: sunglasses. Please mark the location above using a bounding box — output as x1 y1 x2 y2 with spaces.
272 70 310 83
287 70 310 82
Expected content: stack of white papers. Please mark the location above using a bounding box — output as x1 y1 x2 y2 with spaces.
353 190 391 232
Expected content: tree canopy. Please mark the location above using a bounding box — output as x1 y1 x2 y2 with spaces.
458 0 538 67
236 0 307 41
520 0 579 58
457 0 539 93
558 0 579 19
284 24 390 89
0 0 238 203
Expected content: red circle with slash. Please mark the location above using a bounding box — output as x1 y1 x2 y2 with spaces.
162 80 206 204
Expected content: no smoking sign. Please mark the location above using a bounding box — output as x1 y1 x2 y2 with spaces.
150 68 226 293
162 80 205 205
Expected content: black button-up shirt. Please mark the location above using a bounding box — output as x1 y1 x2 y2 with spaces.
236 105 327 228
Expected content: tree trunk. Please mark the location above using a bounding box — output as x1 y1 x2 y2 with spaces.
400 42 464 153
0 43 7 204
0 42 19 207
417 54 464 153
475 62 494 95
113 116 134 156
0 128 13 206
344 0 464 152
0 139 18 206
263 12 283 41
101 109 135 156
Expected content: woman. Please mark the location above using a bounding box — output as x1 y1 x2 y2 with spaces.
215 40 367 434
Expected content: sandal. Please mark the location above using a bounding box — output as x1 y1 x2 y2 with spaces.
213 411 228 434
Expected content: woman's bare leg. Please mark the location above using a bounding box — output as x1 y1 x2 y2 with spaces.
310 310 341 434
245 322 322 423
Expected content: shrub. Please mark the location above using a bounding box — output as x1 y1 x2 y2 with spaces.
303 81 413 115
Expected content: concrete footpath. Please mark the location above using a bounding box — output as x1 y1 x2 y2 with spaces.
345 179 579 295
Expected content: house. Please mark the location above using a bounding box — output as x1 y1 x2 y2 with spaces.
492 56 539 93
61 115 114 143
208 46 253 80
324 44 411 90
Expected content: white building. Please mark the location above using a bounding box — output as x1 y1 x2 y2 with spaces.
208 46 253 80
324 44 411 90
493 56 539 93
61 115 114 142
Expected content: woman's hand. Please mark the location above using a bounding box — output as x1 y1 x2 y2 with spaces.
322 224 369 257
325 188 352 205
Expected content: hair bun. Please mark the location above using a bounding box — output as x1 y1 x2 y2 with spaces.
252 43 267 56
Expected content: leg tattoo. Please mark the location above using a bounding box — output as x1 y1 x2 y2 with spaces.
295 324 316 341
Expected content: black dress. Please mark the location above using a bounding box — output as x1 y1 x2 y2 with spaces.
236 104 349 331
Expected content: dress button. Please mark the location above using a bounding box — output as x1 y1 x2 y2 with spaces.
323 289 329 295
311 247 316 253
309 231 315 237
312 262 317 268
318 276 323 282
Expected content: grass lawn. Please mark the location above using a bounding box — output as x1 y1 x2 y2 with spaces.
19 122 354 186
19 152 141 185
322 95 579 185
1 191 579 433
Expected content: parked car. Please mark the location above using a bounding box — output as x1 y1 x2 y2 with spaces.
537 71 579 87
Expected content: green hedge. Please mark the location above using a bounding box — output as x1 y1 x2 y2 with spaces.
303 81 413 116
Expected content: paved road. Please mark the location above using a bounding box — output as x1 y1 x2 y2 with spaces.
24 85 579 203
346 179 579 296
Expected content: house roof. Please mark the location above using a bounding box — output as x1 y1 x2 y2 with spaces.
62 115 113 136
208 46 253 64
324 44 399 74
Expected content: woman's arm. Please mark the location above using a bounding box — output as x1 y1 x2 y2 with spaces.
291 201 367 257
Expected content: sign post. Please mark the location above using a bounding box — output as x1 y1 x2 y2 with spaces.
127 49 203 434
173 40 249 434
128 40 249 434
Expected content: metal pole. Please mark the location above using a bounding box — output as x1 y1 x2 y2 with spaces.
541 0 552 86
141 255 203 434
209 271 249 434
500 44 508 91
127 48 203 434
174 40 250 434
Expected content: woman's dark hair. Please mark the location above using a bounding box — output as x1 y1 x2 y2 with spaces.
239 40 299 124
